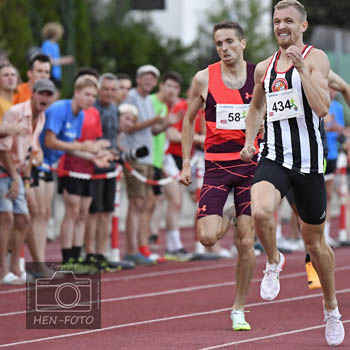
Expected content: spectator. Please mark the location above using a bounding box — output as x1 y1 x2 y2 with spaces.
119 64 164 265
323 88 345 247
13 54 51 104
149 71 192 260
41 22 74 90
115 73 132 106
0 63 17 122
85 72 121 271
39 75 104 271
0 79 55 284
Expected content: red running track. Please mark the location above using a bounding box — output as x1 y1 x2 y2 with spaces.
0 226 349 349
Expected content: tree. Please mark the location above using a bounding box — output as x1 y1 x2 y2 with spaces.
89 0 197 89
196 0 276 68
0 0 34 79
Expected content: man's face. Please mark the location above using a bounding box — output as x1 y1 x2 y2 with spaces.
273 6 307 49
214 28 246 65
32 91 54 113
28 61 51 84
119 112 137 133
160 79 181 104
74 86 98 110
136 73 158 95
115 79 132 103
99 78 117 106
0 66 17 92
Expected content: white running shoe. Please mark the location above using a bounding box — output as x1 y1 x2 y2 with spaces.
230 310 251 331
324 306 345 346
260 252 285 300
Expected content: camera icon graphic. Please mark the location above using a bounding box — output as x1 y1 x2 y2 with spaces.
35 271 92 312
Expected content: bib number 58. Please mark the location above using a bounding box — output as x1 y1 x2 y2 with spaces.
228 112 241 122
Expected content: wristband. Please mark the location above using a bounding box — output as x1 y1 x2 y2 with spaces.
22 176 31 181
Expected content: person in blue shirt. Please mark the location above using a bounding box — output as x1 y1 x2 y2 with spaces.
323 88 345 247
41 22 74 90
37 75 105 271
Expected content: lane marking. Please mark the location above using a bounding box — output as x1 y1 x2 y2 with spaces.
196 320 350 350
1 266 350 317
1 257 348 297
0 271 319 317
0 289 349 347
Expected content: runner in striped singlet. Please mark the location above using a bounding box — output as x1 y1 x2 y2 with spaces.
241 0 344 346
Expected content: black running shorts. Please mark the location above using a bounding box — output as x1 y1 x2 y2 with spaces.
253 158 326 225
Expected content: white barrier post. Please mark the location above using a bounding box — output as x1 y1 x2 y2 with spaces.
109 175 121 262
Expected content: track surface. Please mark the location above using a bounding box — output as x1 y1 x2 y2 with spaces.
0 223 349 349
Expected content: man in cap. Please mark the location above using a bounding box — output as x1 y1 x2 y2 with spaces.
120 64 166 264
0 79 55 284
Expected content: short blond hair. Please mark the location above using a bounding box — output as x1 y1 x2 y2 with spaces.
41 22 64 41
119 104 138 120
274 0 307 21
74 74 99 92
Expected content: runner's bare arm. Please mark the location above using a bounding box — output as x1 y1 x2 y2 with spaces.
180 69 208 186
328 70 350 106
288 47 330 117
241 61 268 162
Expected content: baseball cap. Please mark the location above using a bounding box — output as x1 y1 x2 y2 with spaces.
136 64 160 79
33 79 56 94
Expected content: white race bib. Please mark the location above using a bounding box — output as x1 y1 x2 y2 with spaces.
266 88 302 122
216 104 249 130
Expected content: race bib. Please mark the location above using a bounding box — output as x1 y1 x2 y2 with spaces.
216 104 249 130
266 88 302 122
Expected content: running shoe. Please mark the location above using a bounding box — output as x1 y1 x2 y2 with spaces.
231 310 251 331
305 261 321 290
123 253 155 265
324 306 345 346
164 248 193 262
260 252 285 300
60 257 90 275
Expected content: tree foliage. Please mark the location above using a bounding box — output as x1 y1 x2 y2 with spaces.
0 0 34 78
89 0 197 89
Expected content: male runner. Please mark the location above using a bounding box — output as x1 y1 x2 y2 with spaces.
181 21 259 331
241 0 344 346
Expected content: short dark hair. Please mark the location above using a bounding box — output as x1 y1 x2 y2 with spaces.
116 73 131 81
213 21 244 40
29 53 51 70
161 71 183 86
74 67 100 81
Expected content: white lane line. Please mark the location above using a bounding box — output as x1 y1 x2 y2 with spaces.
0 262 236 296
0 271 310 317
1 251 344 295
0 289 349 348
1 266 350 318
196 319 350 350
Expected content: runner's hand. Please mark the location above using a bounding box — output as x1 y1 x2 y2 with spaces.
240 144 256 162
286 46 304 72
180 163 192 186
